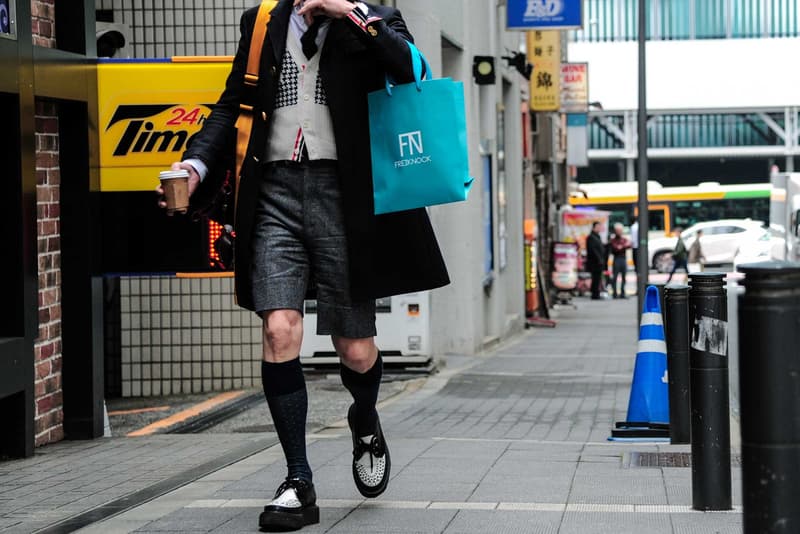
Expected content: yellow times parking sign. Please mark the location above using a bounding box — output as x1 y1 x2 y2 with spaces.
97 58 231 192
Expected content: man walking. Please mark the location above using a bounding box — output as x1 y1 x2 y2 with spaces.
586 221 607 300
608 223 630 298
159 0 449 530
666 227 688 283
687 229 705 272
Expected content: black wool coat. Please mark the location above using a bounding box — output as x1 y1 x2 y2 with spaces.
585 231 606 272
184 0 450 310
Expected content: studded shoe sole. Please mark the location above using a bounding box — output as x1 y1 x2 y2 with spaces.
348 404 391 499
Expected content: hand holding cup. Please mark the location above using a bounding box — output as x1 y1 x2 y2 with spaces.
156 162 201 214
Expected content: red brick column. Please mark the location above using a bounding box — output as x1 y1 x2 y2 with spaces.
32 0 64 447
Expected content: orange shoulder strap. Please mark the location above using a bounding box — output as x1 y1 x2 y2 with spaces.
245 0 278 85
235 0 278 212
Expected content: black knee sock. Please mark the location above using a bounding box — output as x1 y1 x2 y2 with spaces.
261 359 312 482
340 353 383 437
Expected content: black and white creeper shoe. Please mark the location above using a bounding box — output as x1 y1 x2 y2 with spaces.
348 404 391 498
258 478 319 532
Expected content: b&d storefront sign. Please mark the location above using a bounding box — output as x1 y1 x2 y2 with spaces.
507 0 583 30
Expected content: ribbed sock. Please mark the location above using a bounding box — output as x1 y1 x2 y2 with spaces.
261 359 312 482
340 353 383 437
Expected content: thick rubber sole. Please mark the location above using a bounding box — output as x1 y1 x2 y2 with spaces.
348 405 391 499
258 505 320 532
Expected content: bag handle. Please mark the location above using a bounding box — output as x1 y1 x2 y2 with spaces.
384 41 433 95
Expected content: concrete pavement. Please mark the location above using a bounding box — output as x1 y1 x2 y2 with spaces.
77 297 741 533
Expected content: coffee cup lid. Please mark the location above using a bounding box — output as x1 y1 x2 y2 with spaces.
159 170 190 179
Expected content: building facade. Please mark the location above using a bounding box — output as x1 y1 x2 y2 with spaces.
569 0 800 184
5 0 534 455
3 0 102 457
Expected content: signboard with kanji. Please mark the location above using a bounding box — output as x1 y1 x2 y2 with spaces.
560 62 588 113
527 30 561 112
507 0 583 30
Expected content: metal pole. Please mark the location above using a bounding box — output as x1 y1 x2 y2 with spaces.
688 272 732 511
665 284 691 444
636 0 650 317
738 262 800 533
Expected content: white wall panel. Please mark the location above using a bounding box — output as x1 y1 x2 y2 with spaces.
569 37 800 110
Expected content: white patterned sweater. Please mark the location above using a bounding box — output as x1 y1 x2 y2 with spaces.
265 29 338 162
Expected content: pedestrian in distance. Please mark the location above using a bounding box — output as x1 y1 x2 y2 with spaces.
586 221 607 300
630 218 639 292
608 222 631 298
157 0 450 530
666 227 688 283
687 228 705 272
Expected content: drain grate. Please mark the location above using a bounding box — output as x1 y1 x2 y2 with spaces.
625 452 742 468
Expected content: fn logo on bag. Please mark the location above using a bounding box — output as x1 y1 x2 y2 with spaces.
395 131 432 168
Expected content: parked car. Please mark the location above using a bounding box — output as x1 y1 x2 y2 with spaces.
733 224 785 269
648 219 769 273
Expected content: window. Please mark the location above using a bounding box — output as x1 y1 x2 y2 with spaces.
659 0 692 40
673 198 769 228
695 0 728 39
648 210 665 232
572 0 800 41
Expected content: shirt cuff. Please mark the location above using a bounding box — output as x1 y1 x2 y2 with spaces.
183 158 208 182
346 2 382 33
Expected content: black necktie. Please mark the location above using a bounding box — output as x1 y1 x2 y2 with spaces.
301 17 325 59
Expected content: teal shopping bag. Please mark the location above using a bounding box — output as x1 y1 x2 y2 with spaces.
368 42 472 215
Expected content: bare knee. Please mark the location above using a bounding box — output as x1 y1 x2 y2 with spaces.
333 337 377 373
262 310 303 362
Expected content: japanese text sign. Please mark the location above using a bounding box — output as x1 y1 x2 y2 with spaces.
527 30 561 112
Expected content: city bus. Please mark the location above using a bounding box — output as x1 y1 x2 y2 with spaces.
568 181 771 238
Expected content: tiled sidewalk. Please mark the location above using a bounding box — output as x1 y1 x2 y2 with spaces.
0 434 275 533
74 298 743 533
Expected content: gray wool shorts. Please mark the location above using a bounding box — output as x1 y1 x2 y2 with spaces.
250 160 376 339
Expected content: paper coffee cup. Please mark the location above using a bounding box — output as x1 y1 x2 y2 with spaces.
159 169 190 214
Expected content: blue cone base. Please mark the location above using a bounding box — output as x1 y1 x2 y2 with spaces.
626 352 670 423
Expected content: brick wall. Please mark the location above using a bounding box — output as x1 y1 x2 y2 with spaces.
31 0 55 47
33 0 63 447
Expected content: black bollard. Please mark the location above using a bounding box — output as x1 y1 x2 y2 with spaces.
665 284 691 445
688 272 732 511
738 262 800 534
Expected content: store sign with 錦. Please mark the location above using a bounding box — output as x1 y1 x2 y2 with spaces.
507 0 583 30
527 30 561 112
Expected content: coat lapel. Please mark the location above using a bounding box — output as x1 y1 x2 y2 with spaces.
266 0 292 65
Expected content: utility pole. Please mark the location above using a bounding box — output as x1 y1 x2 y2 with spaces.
636 0 649 315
